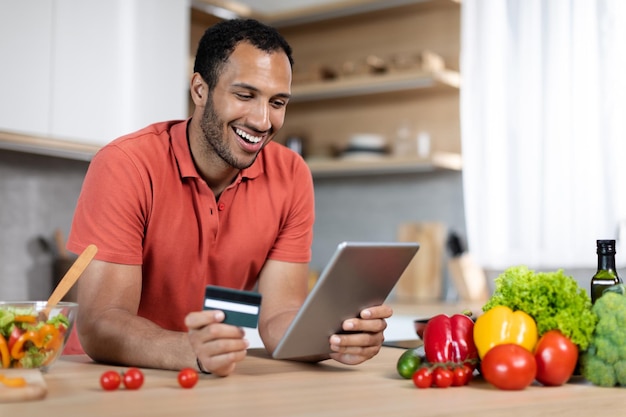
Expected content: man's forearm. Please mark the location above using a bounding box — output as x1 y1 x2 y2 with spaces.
78 310 196 370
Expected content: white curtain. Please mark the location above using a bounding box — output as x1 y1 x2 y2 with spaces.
461 0 626 269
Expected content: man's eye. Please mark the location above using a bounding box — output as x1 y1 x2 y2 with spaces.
235 93 252 100
271 100 287 108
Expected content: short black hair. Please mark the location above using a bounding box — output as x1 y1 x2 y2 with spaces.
193 19 294 90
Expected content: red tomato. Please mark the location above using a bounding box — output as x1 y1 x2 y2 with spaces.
177 368 199 389
412 367 433 389
534 330 578 386
452 365 473 386
433 367 454 388
100 370 121 391
481 344 536 390
122 368 144 390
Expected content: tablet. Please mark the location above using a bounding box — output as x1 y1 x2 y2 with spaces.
272 241 420 360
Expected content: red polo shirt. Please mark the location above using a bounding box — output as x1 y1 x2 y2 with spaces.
67 119 314 333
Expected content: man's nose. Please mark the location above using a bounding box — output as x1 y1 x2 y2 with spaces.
248 102 271 132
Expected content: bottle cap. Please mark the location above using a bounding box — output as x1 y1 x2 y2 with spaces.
597 239 616 254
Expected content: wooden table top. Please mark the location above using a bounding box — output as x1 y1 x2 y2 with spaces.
2 345 625 417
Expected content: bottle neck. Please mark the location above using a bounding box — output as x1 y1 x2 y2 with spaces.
598 253 617 272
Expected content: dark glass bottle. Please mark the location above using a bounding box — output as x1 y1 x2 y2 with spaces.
591 239 622 303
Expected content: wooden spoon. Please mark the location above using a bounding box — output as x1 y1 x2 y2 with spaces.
41 244 98 318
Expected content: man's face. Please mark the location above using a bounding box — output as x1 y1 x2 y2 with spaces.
199 42 292 170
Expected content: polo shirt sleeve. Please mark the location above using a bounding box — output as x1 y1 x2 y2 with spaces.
67 144 149 265
267 156 315 263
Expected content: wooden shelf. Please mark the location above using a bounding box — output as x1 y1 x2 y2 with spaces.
290 69 459 103
307 152 462 178
0 129 462 180
0 130 99 161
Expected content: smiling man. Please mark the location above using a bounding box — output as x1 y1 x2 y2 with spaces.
66 19 392 376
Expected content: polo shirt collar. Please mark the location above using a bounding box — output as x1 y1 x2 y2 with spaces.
172 119 264 181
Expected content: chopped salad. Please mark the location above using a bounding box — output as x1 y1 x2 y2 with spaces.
0 306 70 368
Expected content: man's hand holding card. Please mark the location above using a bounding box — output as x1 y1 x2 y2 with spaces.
184 286 262 377
203 286 262 329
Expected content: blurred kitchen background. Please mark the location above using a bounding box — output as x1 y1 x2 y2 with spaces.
1 0 625 303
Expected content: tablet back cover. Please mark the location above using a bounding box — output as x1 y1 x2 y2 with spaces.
272 241 420 360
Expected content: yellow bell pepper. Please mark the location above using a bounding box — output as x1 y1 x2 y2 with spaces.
0 374 27 387
39 324 60 350
10 330 43 360
0 335 10 368
473 305 538 359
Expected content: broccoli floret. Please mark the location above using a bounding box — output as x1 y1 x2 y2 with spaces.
580 354 616 387
615 360 626 386
594 336 619 364
580 290 626 387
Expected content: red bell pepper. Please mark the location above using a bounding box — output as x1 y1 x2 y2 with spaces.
7 327 24 352
422 313 478 368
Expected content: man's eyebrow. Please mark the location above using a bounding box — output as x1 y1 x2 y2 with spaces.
232 82 291 100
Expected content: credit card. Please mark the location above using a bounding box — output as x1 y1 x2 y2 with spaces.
203 285 262 328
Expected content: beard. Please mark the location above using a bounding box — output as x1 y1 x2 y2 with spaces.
199 98 259 170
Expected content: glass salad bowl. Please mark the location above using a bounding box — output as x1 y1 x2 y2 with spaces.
0 301 78 371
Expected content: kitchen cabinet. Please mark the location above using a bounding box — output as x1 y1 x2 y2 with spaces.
0 0 53 139
0 0 189 151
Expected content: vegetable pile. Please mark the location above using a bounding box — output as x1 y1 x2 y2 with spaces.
396 265 610 390
0 307 69 368
474 266 591 389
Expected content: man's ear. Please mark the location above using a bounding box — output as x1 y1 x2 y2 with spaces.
190 73 207 106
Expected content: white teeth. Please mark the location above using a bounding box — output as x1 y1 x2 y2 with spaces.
236 128 262 144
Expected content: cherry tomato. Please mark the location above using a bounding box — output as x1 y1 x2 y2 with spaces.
178 368 199 389
122 367 144 390
452 365 473 386
412 367 433 389
433 367 454 388
100 370 122 391
481 343 536 390
534 330 578 386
